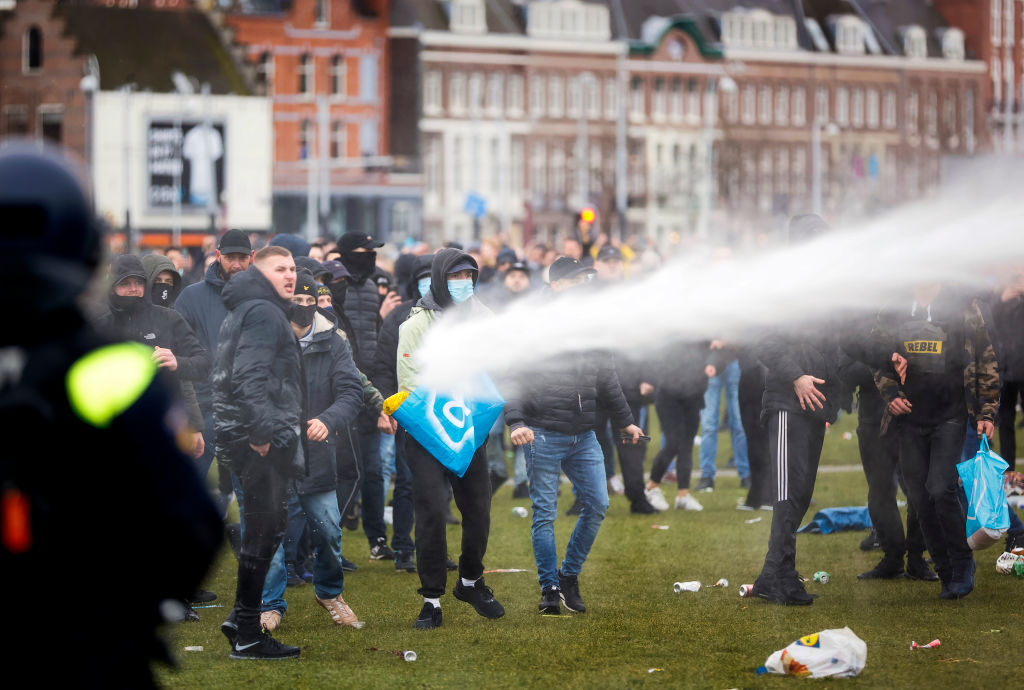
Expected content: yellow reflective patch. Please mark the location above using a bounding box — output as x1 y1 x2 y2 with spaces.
796 633 820 648
904 340 943 354
66 343 157 428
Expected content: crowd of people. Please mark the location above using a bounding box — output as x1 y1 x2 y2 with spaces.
7 145 1024 677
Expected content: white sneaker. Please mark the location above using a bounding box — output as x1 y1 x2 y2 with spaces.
608 474 625 496
675 494 703 511
644 487 670 511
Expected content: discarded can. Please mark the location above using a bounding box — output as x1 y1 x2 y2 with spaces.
183 646 204 652
739 584 754 597
512 506 529 518
842 431 853 440
813 570 830 584
910 639 940 650
403 650 417 662
652 524 670 530
712 578 729 588
673 581 701 592
744 517 762 524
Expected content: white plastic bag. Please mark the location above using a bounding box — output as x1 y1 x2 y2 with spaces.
760 627 867 679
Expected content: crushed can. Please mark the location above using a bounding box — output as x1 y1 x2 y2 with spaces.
739 584 754 597
673 581 701 592
512 506 529 518
403 650 417 662
813 570 830 584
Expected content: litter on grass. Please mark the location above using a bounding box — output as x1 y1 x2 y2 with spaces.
183 646 203 652
366 647 418 661
745 517 762 524
911 639 941 650
647 668 662 673
758 627 867 679
512 506 528 518
673 581 701 592
483 568 529 574
652 524 670 530
712 578 729 587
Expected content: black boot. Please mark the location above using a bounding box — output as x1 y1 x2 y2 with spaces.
857 554 904 580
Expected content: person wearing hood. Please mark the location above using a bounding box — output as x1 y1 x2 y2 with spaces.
95 254 209 458
143 253 182 308
396 248 506 630
336 231 394 561
374 254 435 573
258 271 365 633
505 257 643 616
213 246 305 660
176 229 254 482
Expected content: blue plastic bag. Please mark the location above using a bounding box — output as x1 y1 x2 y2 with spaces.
797 507 872 535
392 373 504 478
956 436 1010 550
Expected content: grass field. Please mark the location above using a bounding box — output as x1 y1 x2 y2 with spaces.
157 412 1024 689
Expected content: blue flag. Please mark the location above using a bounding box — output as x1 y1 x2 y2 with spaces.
392 374 504 478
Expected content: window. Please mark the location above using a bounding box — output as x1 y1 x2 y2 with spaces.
776 147 789 195
451 0 486 34
509 74 524 116
530 75 545 117
815 86 829 123
331 55 346 96
776 85 789 126
490 138 501 196
450 72 467 115
330 121 345 158
907 89 919 135
926 89 938 136
1006 0 1015 43
883 89 897 129
425 138 441 196
866 88 880 129
604 77 617 120
583 75 600 119
39 108 62 144
360 120 378 156
687 79 700 123
299 119 313 159
652 78 666 120
944 92 957 140
903 26 927 59
24 26 42 72
531 142 546 197
568 76 582 118
424 70 442 115
836 86 849 127
298 54 313 95
742 84 756 124
630 77 645 119
359 56 378 101
793 145 807 196
468 72 483 116
942 29 965 61
548 75 564 118
314 0 328 26
669 78 683 121
993 59 1002 105
759 85 772 125
851 87 864 128
792 87 806 126
452 137 463 193
487 73 504 116
834 16 866 55
550 147 565 196
511 139 524 197
993 0 1003 45
256 52 274 93
3 106 29 136
726 85 739 123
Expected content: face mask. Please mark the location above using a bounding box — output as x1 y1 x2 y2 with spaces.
322 305 334 313
447 279 474 304
343 251 376 282
151 284 172 307
417 277 432 298
110 293 144 314
329 282 348 309
289 303 316 329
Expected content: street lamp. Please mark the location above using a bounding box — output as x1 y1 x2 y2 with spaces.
698 74 736 240
811 118 839 216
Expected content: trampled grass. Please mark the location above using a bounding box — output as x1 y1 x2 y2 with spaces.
157 415 1023 689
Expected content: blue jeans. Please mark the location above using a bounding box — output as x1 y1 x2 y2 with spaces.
380 432 396 506
262 489 346 613
524 430 609 590
513 446 527 486
699 360 749 480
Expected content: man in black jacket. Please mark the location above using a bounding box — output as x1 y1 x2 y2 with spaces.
752 215 842 606
213 246 304 660
259 271 365 631
993 269 1024 471
337 230 392 560
507 257 643 615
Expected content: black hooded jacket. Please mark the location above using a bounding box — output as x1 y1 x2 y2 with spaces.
175 260 231 408
212 265 305 457
756 324 842 424
373 254 433 398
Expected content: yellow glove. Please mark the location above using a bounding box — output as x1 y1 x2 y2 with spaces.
383 391 409 416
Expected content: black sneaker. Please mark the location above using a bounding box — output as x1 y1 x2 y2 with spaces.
182 603 200 622
565 499 582 516
413 602 442 630
696 476 714 492
905 555 939 581
857 557 904 580
343 503 360 531
190 589 218 604
341 556 358 572
754 577 814 606
859 528 882 551
285 563 305 587
512 482 530 499
446 555 458 571
369 537 395 561
538 585 561 614
739 476 752 489
221 609 238 646
395 551 416 572
229 631 301 660
630 500 658 514
454 578 505 619
557 571 586 613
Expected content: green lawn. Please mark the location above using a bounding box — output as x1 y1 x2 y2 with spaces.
158 411 1023 688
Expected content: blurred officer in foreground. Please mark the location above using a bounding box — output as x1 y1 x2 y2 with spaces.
0 142 222 686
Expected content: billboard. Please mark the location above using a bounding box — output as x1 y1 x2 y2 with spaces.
147 120 226 211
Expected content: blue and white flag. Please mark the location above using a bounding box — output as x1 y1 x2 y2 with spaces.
391 373 504 478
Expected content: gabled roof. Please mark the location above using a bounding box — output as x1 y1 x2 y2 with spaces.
54 5 251 94
855 0 970 59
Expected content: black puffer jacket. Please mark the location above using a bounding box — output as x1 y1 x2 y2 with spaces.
992 293 1024 381
504 291 633 435
296 312 363 495
652 340 711 398
212 265 304 457
757 326 842 424
339 265 382 374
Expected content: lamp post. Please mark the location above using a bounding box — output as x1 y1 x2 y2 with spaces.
698 74 736 240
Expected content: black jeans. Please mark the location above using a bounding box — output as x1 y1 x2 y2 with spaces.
998 380 1022 472
897 418 971 582
757 410 825 585
739 383 770 508
593 405 617 480
390 428 415 555
233 446 290 639
404 434 491 599
858 423 925 561
650 391 703 490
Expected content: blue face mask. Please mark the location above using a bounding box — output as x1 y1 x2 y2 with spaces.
418 277 432 298
447 279 474 304
323 305 334 313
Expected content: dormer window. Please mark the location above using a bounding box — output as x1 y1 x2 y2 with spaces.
832 15 867 55
451 0 486 35
940 28 965 61
903 25 928 59
720 9 796 50
528 1 610 41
